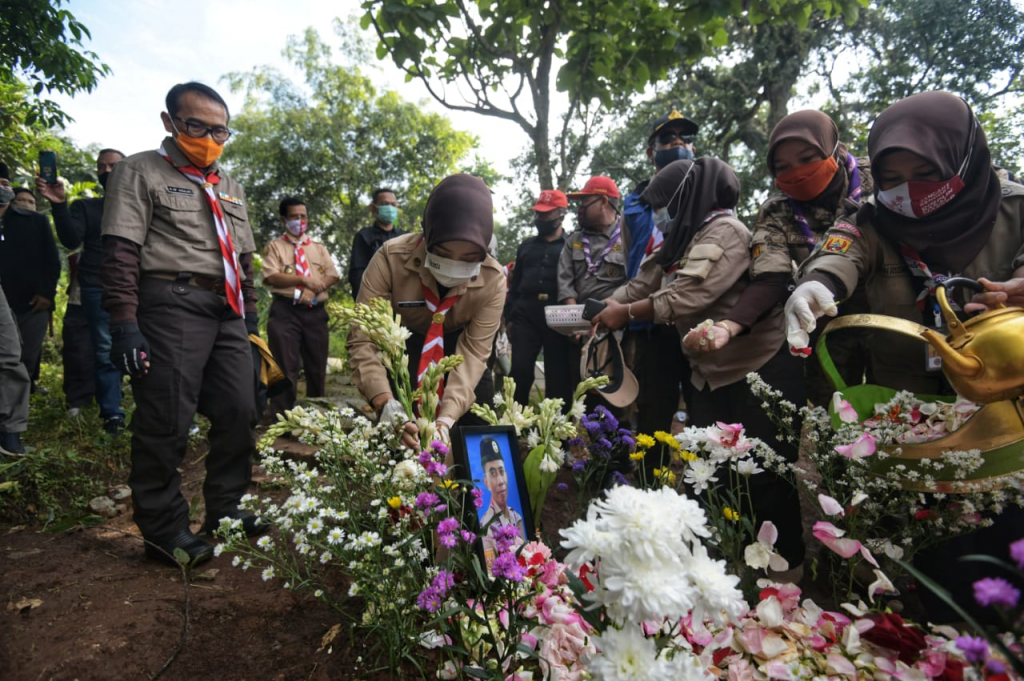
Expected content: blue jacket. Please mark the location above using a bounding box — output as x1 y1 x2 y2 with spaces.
622 181 654 331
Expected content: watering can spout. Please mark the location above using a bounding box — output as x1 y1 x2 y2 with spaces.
919 328 984 379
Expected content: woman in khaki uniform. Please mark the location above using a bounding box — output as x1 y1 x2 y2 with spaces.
592 158 805 574
348 174 506 448
787 90 1024 621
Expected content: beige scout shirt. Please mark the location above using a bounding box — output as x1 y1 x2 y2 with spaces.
750 158 873 278
262 236 340 298
557 223 628 303
646 216 785 391
101 137 256 278
348 233 506 422
800 180 1024 393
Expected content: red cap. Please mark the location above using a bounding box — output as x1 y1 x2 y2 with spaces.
566 176 620 200
532 189 568 211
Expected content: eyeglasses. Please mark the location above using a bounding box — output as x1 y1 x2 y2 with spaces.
173 116 232 142
656 130 696 146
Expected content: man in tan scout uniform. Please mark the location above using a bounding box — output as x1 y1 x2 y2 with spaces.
262 196 339 417
101 82 266 566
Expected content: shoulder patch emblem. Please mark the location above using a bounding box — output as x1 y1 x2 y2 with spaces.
611 242 622 252
217 192 244 206
572 241 583 249
166 186 194 195
823 235 853 254
832 222 861 237
752 244 764 259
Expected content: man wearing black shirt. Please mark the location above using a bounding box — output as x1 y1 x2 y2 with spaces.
0 165 33 455
36 148 127 435
347 188 405 298
505 190 571 407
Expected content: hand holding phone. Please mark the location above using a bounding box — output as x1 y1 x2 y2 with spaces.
39 151 58 185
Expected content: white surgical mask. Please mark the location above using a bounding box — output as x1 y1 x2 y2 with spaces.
653 207 670 229
425 252 481 288
285 218 307 236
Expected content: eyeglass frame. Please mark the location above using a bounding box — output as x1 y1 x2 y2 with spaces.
172 116 233 143
655 129 696 146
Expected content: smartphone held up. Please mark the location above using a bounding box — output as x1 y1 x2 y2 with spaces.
39 151 58 185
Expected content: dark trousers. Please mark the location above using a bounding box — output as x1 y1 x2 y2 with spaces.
267 297 329 416
629 325 691 478
80 284 124 418
15 308 49 383
508 301 571 407
61 304 95 409
0 285 31 434
129 278 257 540
689 346 806 566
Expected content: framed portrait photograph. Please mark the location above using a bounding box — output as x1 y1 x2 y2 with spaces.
451 425 536 569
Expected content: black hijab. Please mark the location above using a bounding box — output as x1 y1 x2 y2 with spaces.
641 158 741 270
422 174 494 254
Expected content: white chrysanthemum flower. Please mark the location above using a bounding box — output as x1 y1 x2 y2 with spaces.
735 459 763 476
327 528 345 545
307 518 324 534
261 566 275 582
586 625 661 680
683 459 719 495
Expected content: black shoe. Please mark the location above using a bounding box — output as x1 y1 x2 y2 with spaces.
202 511 270 538
0 432 26 456
103 416 126 437
144 529 214 567
31 383 48 396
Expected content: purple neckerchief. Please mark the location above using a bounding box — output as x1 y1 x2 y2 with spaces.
582 218 621 275
789 151 862 246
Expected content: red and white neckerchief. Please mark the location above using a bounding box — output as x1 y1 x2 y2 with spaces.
158 145 244 316
417 282 460 398
282 233 312 278
900 244 957 327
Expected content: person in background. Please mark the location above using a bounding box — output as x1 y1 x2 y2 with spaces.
37 148 128 434
505 189 571 407
348 174 505 450
0 163 61 396
748 111 873 405
348 188 405 298
0 176 32 456
11 188 37 212
62 252 96 417
101 82 265 566
262 196 339 418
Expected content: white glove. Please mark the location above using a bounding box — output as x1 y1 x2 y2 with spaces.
435 416 454 446
379 399 412 428
784 281 838 351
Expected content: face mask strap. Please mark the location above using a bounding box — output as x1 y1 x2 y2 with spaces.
666 161 695 218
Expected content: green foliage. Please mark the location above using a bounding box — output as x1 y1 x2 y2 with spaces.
221 20 481 271
0 0 110 129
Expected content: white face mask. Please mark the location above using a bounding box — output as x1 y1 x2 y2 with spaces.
425 252 482 287
285 218 307 236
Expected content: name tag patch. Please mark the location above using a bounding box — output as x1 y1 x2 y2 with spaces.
218 192 244 206
166 186 194 195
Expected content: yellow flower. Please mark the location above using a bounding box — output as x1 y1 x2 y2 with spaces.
386 496 402 509
677 449 698 462
635 434 656 450
439 479 460 490
629 451 646 461
723 507 739 522
653 468 677 485
654 431 681 450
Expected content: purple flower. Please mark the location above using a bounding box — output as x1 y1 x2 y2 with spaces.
556 482 569 492
593 405 618 431
460 530 476 543
620 435 636 449
611 471 630 487
416 586 443 612
415 492 440 510
437 517 459 534
596 437 612 451
1010 538 1024 570
492 525 521 553
987 659 1007 674
566 437 584 448
435 504 448 513
572 459 587 472
470 488 483 509
426 461 448 477
439 532 457 548
491 552 525 582
955 635 989 663
417 450 433 465
973 577 1021 608
431 440 450 456
432 569 455 591
582 419 602 437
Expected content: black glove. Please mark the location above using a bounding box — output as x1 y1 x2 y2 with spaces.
110 322 150 378
245 312 260 337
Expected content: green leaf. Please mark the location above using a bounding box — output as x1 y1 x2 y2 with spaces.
712 27 729 47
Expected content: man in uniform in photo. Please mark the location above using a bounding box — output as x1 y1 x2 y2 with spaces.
479 437 526 566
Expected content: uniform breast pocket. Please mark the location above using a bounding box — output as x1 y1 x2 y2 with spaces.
597 248 627 283
152 192 207 243
220 202 251 250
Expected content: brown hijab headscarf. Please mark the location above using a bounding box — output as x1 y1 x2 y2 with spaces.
767 110 849 207
869 91 1000 273
422 174 494 254
641 158 741 270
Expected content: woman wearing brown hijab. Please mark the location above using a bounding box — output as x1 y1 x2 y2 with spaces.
744 111 874 404
592 157 806 576
788 91 1024 622
348 174 506 448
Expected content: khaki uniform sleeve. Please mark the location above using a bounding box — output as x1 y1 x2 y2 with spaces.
750 198 797 279
348 250 395 404
262 240 285 279
439 274 505 422
1000 183 1024 270
101 161 153 245
319 243 341 280
650 219 751 325
557 235 578 302
798 213 878 302
611 253 662 303
226 183 255 255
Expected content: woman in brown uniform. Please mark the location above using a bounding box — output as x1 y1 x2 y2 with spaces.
787 90 1024 621
348 174 506 448
592 158 805 574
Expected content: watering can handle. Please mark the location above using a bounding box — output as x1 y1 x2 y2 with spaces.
814 314 931 391
935 277 1005 336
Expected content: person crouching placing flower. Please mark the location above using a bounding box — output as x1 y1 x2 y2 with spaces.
347 174 507 450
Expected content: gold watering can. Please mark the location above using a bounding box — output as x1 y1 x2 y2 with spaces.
919 277 1024 404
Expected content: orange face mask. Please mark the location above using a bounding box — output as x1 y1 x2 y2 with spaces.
774 156 839 202
174 133 224 169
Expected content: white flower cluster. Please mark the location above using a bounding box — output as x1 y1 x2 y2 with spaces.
560 486 747 627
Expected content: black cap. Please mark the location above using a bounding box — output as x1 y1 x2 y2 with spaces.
649 109 699 144
0 162 9 181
